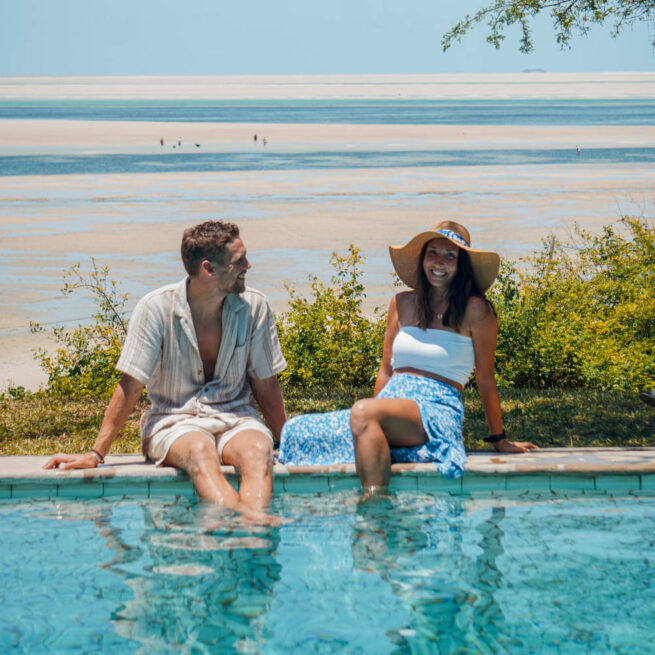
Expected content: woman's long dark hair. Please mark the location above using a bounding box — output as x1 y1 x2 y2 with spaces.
415 243 494 329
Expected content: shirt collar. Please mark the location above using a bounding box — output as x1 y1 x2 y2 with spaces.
173 278 192 319
225 291 246 314
174 278 246 317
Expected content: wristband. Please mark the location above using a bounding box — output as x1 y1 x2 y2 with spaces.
483 430 506 444
90 449 105 465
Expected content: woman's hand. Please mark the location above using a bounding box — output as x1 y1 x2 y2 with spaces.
493 439 538 454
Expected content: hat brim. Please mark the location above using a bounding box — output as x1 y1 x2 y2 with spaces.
389 231 500 292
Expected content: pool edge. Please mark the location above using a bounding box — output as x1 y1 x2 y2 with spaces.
2 448 654 498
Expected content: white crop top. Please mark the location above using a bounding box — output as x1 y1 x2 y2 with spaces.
391 326 474 387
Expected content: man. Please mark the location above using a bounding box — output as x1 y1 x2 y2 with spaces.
45 220 287 524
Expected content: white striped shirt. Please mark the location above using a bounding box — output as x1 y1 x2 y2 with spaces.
117 279 286 439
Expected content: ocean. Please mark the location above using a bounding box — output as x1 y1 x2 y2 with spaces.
1 98 654 125
1 147 654 177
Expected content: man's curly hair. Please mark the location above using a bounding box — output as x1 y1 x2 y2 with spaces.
181 220 240 275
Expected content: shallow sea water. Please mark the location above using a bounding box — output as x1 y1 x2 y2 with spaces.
1 98 654 125
2 147 655 177
1 490 654 654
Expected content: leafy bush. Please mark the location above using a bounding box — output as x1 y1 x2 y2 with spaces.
490 217 655 390
277 245 386 389
31 259 128 398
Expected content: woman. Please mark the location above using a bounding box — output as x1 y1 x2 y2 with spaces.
278 220 536 488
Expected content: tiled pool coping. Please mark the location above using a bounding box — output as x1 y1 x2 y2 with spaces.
2 448 655 499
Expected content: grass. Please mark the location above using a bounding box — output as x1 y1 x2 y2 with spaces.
1 385 653 457
463 388 655 449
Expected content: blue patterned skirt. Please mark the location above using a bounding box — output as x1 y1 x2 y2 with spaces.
277 373 466 478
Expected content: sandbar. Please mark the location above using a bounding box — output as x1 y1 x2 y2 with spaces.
1 119 655 155
2 72 655 100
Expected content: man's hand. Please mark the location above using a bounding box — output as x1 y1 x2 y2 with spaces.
43 452 99 470
493 439 538 454
250 375 286 444
43 373 144 472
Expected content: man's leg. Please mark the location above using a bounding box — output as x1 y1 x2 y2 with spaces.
163 431 240 508
221 429 274 512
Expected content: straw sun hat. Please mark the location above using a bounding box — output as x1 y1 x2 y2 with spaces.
389 221 500 293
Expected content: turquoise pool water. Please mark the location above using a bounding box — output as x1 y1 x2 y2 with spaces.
1 490 653 654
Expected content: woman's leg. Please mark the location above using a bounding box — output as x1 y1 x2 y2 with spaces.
350 397 427 490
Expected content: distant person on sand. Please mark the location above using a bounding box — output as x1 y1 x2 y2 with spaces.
254 134 258 143
279 221 537 489
45 221 288 525
160 137 164 148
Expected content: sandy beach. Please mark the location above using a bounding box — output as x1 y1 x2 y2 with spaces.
2 119 655 154
1 74 654 390
3 157 652 390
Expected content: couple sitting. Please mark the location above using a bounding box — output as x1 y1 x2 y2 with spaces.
45 219 536 524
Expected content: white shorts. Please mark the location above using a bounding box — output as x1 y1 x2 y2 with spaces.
144 414 273 466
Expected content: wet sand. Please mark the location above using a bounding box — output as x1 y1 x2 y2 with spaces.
2 119 655 153
3 158 653 391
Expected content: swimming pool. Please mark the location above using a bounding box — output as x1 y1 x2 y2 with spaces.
2 486 654 654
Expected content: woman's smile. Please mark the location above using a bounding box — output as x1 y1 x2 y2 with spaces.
423 238 458 288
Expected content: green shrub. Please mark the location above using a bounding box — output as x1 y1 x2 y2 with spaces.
490 217 655 390
277 245 386 389
31 259 128 398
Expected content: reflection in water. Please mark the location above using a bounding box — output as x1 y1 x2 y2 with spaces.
470 506 508 652
3 492 655 653
350 493 505 653
103 501 283 654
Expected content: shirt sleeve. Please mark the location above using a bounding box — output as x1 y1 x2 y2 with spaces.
247 299 287 380
116 296 163 385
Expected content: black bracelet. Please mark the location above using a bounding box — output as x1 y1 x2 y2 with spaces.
483 430 506 443
90 448 105 465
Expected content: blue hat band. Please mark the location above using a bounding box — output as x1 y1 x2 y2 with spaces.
435 229 470 248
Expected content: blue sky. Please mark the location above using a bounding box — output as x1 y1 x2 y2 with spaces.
2 0 653 75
